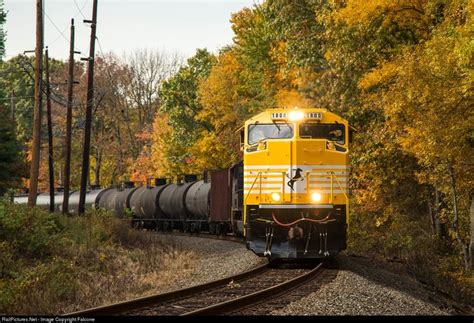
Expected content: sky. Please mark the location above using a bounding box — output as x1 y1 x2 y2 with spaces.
4 0 259 60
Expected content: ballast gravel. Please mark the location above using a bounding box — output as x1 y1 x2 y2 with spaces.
149 234 463 315
272 255 454 316
152 234 266 290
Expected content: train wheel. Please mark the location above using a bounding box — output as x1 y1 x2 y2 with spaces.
215 223 222 236
209 222 215 235
221 224 228 236
190 222 196 234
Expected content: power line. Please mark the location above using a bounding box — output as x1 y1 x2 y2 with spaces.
73 0 88 20
16 55 80 108
95 36 118 101
44 11 70 45
43 0 89 52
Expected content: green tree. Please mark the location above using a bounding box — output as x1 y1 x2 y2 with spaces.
0 56 36 143
158 49 216 176
0 104 26 194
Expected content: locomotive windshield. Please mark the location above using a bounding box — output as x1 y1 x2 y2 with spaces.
299 123 345 144
248 123 293 144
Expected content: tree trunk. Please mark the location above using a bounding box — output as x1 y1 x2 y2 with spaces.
94 148 102 187
448 164 470 271
428 189 436 235
434 190 444 239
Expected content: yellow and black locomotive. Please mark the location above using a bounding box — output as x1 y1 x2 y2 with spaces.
240 107 350 259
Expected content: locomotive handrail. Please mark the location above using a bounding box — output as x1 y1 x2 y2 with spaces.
245 172 262 203
305 171 348 206
330 173 333 204
330 171 348 202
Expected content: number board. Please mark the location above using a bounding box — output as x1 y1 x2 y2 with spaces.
306 112 322 119
271 112 287 119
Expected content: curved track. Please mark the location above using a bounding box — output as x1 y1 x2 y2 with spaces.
66 263 268 316
67 260 332 316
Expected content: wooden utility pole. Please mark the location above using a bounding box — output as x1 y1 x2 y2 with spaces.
79 0 98 214
28 0 44 206
45 48 55 213
63 18 75 214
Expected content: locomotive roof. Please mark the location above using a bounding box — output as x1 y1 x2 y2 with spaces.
245 107 348 125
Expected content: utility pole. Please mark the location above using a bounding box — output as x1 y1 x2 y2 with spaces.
79 0 98 215
45 48 55 213
28 0 44 207
63 18 76 214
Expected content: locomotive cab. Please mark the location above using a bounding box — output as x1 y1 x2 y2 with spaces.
242 107 350 259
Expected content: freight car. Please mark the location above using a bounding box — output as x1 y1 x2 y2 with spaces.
14 107 351 260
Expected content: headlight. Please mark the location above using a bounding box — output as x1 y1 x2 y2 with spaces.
271 192 281 202
288 110 304 121
311 192 322 202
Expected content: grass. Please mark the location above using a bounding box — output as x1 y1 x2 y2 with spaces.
0 200 197 315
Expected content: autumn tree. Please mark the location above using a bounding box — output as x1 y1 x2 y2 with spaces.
359 1 474 269
157 49 216 177
124 49 182 128
191 51 245 170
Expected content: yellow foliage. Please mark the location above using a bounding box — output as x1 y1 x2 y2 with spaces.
197 51 241 133
358 61 399 90
126 112 173 181
336 0 429 26
275 88 313 109
189 130 240 171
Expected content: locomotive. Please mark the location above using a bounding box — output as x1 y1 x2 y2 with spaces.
14 107 351 260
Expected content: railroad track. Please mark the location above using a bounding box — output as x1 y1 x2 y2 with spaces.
67 261 334 316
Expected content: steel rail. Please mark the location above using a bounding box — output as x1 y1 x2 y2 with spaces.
65 263 269 316
183 262 324 316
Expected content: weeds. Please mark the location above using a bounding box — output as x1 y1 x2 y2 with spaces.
0 201 195 315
